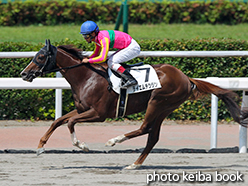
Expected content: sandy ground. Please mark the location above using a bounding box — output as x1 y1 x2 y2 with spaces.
0 120 248 186
0 153 248 186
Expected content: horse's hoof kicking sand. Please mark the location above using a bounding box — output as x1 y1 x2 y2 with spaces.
37 147 45 156
124 163 142 170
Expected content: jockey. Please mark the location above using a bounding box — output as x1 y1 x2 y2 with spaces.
80 20 140 88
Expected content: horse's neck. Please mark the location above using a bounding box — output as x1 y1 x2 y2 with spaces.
57 50 89 87
57 49 81 67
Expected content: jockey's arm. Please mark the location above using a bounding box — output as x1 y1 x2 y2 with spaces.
88 37 110 64
89 43 100 58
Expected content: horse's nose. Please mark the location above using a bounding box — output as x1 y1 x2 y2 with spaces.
20 72 27 79
20 71 31 82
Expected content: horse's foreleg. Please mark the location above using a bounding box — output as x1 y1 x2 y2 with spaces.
37 109 78 155
67 108 102 151
70 131 89 152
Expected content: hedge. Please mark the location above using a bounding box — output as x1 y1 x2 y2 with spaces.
1 38 248 120
1 0 248 26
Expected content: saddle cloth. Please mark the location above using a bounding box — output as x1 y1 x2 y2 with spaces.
108 64 161 94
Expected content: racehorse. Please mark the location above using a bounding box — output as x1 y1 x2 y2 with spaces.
21 40 248 169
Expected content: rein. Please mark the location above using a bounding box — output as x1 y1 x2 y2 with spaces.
44 61 86 74
35 43 113 90
41 47 108 74
44 59 113 91
50 61 113 91
43 59 109 77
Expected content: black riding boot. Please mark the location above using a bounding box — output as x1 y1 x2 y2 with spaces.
120 70 138 88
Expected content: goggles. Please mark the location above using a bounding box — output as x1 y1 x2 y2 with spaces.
82 34 91 39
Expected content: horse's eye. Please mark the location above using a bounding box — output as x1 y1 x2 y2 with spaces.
38 55 45 60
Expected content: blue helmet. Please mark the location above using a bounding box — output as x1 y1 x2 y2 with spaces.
80 21 99 35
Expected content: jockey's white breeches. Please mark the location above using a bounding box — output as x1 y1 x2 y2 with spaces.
107 39 140 71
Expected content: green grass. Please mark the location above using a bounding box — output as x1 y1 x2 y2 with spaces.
1 23 248 44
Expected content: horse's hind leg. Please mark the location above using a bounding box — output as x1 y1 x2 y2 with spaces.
124 114 165 169
106 99 161 147
105 119 151 147
37 109 78 155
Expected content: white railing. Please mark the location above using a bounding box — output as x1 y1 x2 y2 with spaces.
2 51 248 59
1 51 248 152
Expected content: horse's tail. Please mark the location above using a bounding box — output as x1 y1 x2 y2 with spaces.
189 78 248 127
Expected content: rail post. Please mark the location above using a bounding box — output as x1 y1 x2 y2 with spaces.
239 90 248 153
210 94 218 149
55 72 63 119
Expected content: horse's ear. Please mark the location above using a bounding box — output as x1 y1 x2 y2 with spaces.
46 39 51 51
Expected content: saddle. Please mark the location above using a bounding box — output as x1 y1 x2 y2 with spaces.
109 62 144 79
106 62 161 118
92 62 161 117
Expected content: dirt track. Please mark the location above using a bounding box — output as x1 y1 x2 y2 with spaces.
0 120 248 186
1 153 248 186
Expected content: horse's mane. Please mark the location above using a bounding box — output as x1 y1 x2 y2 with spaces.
57 45 86 60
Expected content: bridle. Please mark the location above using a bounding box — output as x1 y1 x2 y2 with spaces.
32 44 58 76
32 40 113 90
32 44 87 76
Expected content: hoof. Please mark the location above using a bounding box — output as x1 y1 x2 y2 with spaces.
105 135 128 147
80 142 89 152
37 148 45 156
73 141 89 152
124 163 142 170
105 139 115 147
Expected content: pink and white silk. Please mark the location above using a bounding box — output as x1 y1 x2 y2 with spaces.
88 30 132 64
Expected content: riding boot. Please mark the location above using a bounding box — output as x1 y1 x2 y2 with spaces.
120 70 138 88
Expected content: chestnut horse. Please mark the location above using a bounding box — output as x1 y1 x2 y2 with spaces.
21 40 248 169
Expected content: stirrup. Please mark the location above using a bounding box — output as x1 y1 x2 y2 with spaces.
121 79 137 88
